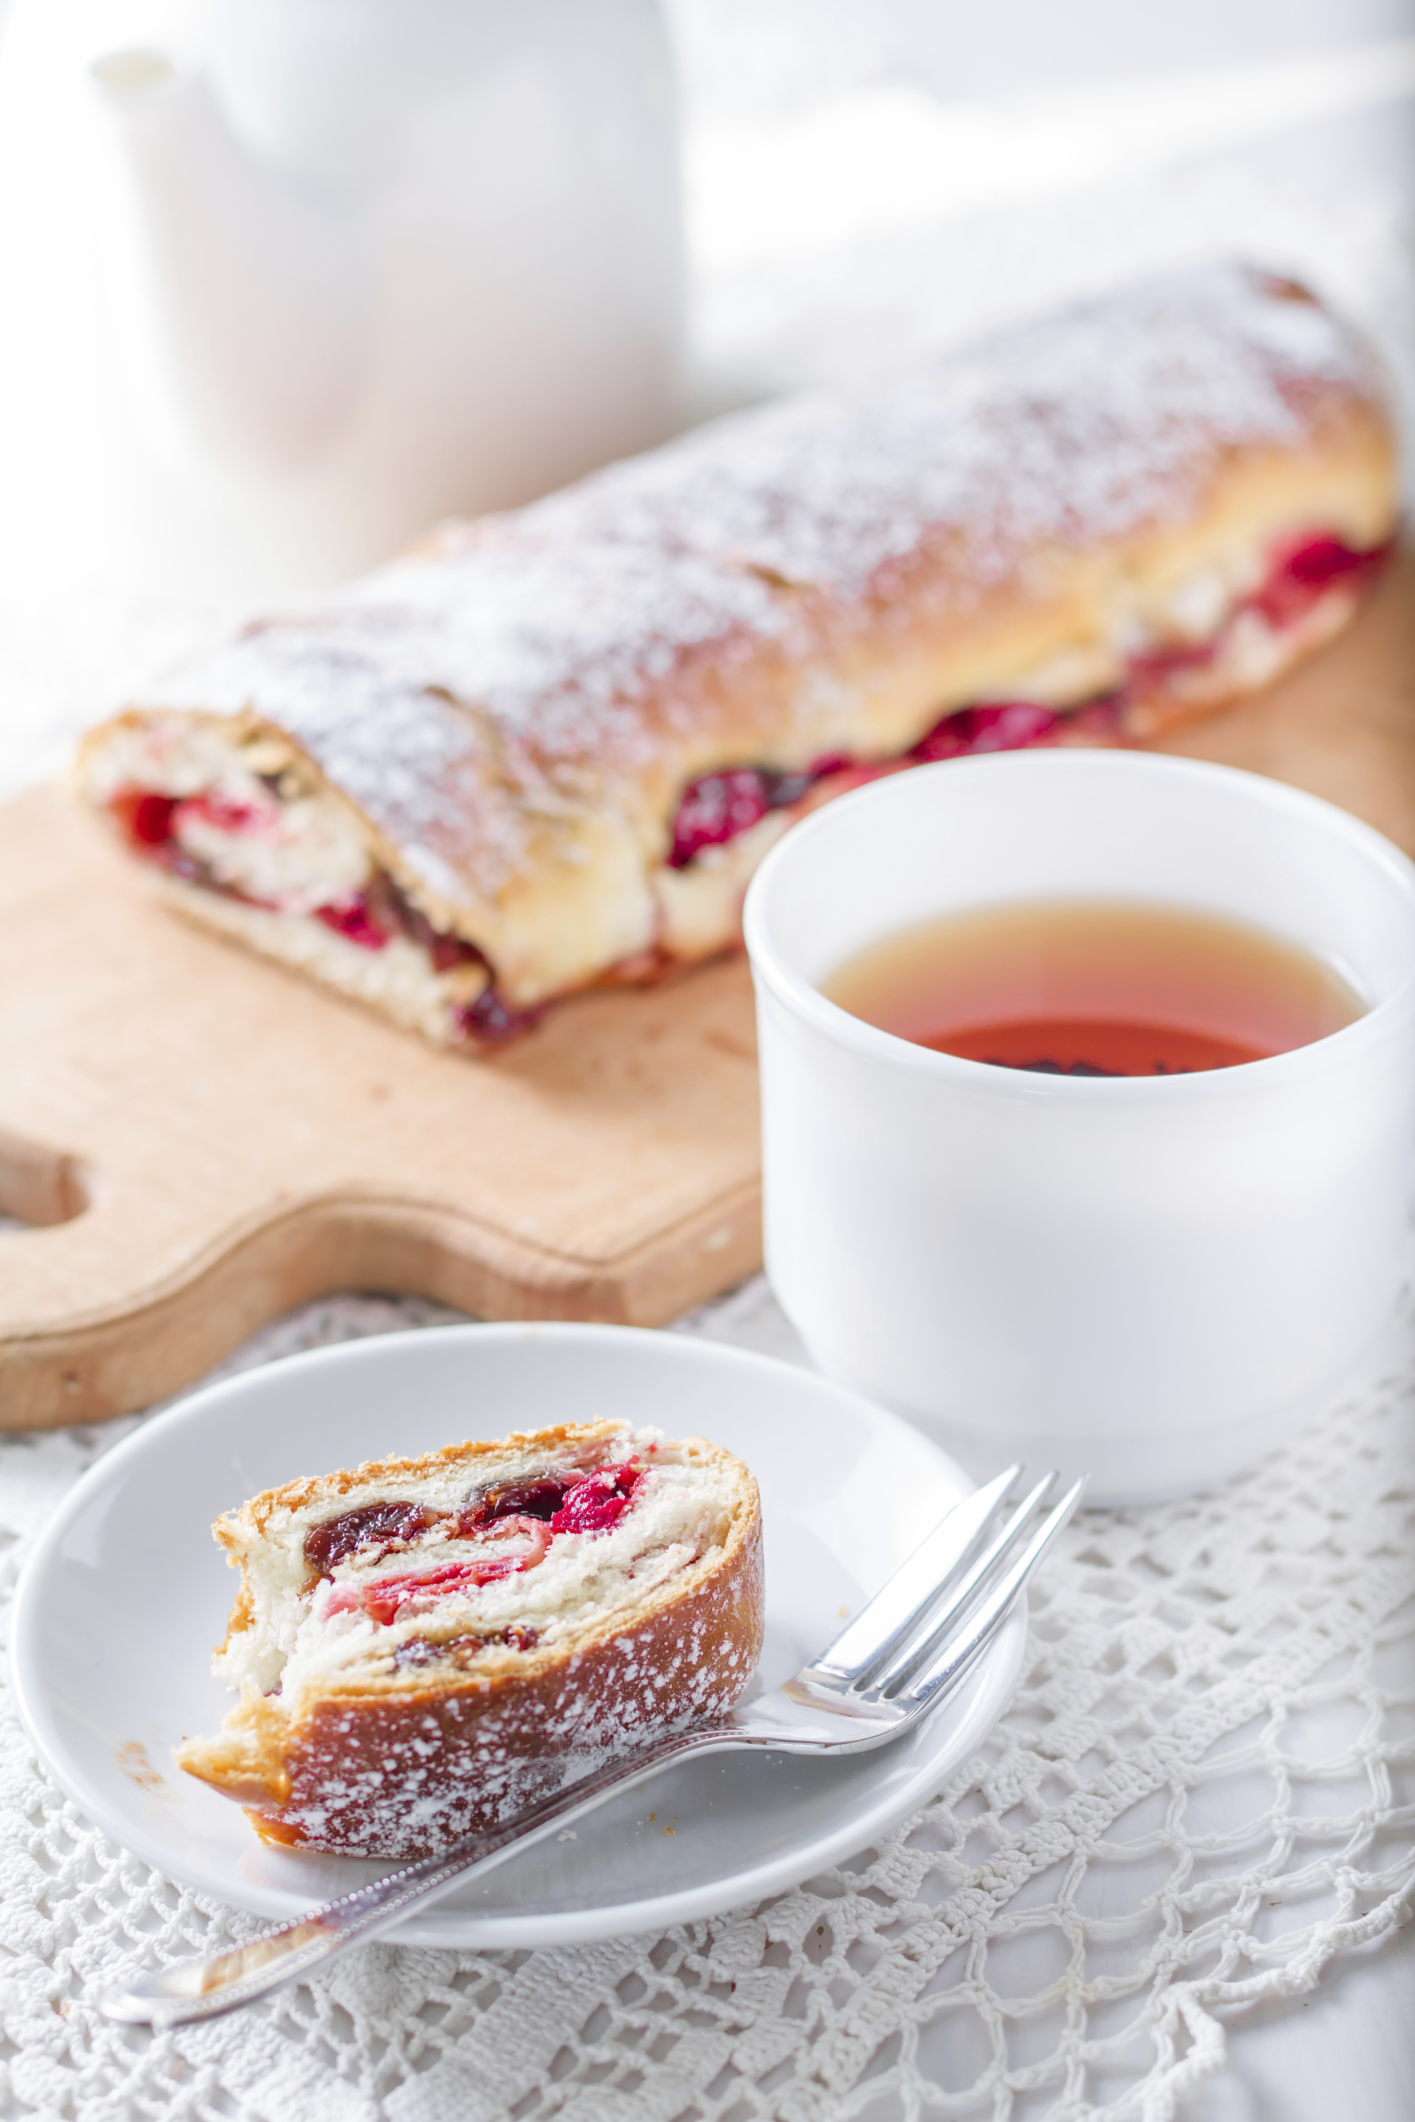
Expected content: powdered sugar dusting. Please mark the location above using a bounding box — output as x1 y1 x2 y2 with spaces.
531 262 1375 594
154 547 786 891
146 263 1378 897
275 1585 759 1859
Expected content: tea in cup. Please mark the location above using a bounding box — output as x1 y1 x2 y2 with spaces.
744 752 1415 1502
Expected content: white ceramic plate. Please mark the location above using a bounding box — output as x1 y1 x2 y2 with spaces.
11 1324 1025 1947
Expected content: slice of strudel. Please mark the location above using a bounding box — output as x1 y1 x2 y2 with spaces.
176 1421 763 1858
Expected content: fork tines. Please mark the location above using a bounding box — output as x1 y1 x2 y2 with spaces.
812 1465 1084 1711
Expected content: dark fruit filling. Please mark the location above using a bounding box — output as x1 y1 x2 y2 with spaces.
669 755 850 867
315 895 395 952
304 1501 439 1575
454 986 537 1046
472 1477 576 1523
393 1625 540 1668
311 869 490 980
304 1460 647 1618
305 1497 502 1578
908 699 1061 761
461 1460 646 1536
106 790 532 1046
327 1521 554 1623
1250 532 1390 628
664 532 1391 867
313 883 536 1042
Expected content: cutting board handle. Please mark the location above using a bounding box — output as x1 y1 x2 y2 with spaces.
0 1183 485 1431
0 1125 90 1229
0 1172 763 1431
0 1172 291 1429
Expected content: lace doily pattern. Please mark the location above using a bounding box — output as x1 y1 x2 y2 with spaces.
0 1282 1411 2122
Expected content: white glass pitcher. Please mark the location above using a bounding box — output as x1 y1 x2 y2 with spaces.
93 0 684 573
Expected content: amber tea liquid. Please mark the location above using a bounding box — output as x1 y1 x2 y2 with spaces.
822 899 1366 1075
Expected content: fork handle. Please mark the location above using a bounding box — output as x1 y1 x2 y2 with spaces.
102 1724 740 2027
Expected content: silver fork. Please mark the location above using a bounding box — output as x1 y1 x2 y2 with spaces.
101 1463 1082 2027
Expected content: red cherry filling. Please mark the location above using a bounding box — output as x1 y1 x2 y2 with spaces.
459 1462 645 1534
670 768 770 865
1250 533 1391 629
669 756 851 867
304 1493 524 1577
187 790 269 834
111 788 180 847
106 787 521 1042
666 716 1066 865
315 894 392 950
305 1460 646 1619
312 870 491 972
661 533 1391 868
550 1462 644 1534
110 786 274 856
1062 692 1127 740
309 888 531 1046
324 1515 553 1621
305 871 530 1046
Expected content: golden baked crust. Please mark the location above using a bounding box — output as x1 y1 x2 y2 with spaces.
175 1423 764 1858
77 263 1399 1041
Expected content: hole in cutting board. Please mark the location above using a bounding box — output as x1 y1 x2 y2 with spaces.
0 1127 92 1228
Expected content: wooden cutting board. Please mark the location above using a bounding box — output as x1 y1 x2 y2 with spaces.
2 554 1412 1428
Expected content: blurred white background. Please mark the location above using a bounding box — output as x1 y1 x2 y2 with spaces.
0 0 1410 799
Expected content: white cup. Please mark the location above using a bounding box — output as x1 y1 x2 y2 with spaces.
744 753 1415 1503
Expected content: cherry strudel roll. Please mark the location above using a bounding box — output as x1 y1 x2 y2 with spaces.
176 1420 763 1859
78 263 1399 1050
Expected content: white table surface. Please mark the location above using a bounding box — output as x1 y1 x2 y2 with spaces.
0 7 1411 2118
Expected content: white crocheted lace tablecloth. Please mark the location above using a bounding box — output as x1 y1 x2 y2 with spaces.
0 1275 1412 2122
